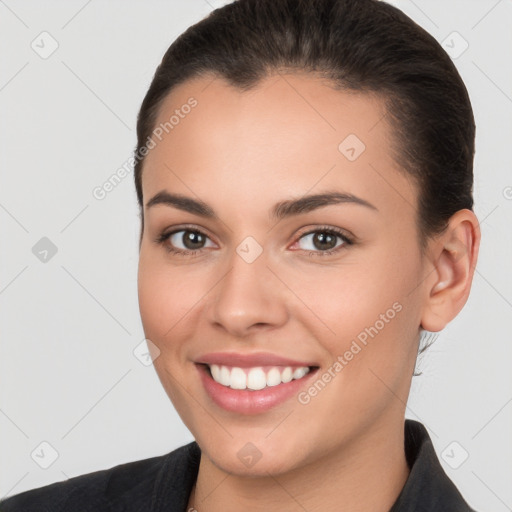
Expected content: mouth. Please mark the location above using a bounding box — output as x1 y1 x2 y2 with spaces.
205 363 314 390
195 359 319 414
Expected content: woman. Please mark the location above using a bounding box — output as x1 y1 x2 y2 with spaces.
1 0 481 510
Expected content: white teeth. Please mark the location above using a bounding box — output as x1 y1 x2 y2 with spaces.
247 367 267 390
230 367 247 389
208 364 311 390
220 365 231 386
266 367 282 387
293 367 307 379
281 367 293 383
210 364 221 382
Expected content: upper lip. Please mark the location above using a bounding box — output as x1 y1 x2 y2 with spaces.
196 352 318 368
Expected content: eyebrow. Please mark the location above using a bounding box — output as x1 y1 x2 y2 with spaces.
145 190 378 221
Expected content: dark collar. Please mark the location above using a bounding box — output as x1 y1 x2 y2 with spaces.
388 419 476 511
152 419 476 511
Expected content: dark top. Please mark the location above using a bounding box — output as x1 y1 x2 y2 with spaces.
0 419 477 511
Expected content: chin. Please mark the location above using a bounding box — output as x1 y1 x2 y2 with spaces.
197 431 313 478
210 448 298 477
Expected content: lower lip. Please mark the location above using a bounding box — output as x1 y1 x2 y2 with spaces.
196 364 318 415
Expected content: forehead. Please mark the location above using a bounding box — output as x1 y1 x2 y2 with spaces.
141 72 416 221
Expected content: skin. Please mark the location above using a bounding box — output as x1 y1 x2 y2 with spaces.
137 72 480 511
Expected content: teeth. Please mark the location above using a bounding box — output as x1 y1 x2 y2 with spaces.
208 364 311 390
266 367 281 387
247 368 267 390
230 367 247 389
293 367 307 379
281 367 293 383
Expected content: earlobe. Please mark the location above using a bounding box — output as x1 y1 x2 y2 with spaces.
420 209 480 332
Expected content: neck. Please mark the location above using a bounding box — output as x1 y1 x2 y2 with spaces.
188 415 410 512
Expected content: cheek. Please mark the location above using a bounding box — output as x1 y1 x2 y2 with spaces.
303 267 403 334
299 246 421 369
137 253 200 348
137 255 201 411
289 258 420 444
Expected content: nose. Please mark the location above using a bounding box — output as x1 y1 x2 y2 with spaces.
206 247 289 339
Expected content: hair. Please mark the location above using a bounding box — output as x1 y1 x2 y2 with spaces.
133 0 475 246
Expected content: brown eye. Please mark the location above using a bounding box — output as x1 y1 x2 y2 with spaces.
312 232 338 250
297 229 349 253
168 230 212 251
155 224 218 257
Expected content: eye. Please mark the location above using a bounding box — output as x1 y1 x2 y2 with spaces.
293 226 352 256
156 227 215 256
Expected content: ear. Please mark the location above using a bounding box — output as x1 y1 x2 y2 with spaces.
420 209 480 332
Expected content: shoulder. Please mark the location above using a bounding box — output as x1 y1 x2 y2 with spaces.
0 442 199 512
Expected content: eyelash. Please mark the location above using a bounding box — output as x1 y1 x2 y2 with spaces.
155 224 353 258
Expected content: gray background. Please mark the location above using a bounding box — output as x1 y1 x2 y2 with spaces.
1 1 511 510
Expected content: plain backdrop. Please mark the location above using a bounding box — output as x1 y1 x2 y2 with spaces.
1 1 511 510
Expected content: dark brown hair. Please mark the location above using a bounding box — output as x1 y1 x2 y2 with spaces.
134 0 475 246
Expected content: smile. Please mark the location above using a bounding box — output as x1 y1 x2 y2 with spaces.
195 353 319 415
208 364 311 390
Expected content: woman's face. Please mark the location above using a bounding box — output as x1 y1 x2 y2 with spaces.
138 73 427 475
